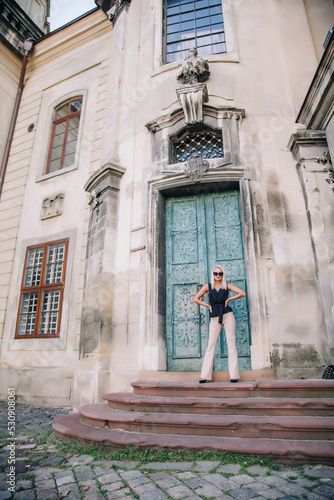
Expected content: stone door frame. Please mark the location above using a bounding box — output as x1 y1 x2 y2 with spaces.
144 106 271 373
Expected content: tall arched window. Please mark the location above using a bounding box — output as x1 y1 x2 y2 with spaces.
45 97 82 174
165 0 226 64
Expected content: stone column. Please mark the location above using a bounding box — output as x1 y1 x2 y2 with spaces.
74 161 125 409
289 131 334 363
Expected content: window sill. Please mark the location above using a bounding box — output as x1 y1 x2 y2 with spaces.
152 52 239 78
36 164 78 183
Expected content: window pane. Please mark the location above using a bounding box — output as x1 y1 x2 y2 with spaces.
24 247 44 287
45 242 65 284
196 0 209 8
39 290 60 335
48 158 62 173
167 22 181 34
166 0 226 61
55 103 68 120
167 32 181 43
209 5 222 16
70 99 82 113
63 153 75 168
212 32 224 44
167 13 180 24
212 42 226 53
17 293 38 335
197 34 211 46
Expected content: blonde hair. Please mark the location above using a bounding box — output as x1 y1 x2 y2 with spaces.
211 265 227 290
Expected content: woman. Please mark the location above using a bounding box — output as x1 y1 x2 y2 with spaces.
193 265 246 383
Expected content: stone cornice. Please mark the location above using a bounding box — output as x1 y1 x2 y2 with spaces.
288 130 327 156
84 160 126 196
30 10 110 70
146 106 245 133
0 0 44 58
296 29 334 130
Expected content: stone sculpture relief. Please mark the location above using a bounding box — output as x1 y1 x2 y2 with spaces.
176 48 210 125
177 48 210 85
41 193 64 220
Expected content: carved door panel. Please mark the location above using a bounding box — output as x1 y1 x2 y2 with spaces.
166 196 208 371
205 192 251 370
166 191 251 372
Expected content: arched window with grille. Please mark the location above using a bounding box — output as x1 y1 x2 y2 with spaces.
171 127 224 163
45 97 82 174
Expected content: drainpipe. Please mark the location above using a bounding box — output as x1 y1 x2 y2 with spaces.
0 38 34 199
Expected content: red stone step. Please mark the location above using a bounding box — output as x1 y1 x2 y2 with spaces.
105 392 334 416
132 380 334 399
79 403 334 441
52 412 334 464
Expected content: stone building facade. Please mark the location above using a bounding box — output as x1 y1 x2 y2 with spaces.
0 0 333 408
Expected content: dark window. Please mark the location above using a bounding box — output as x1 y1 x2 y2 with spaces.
165 0 226 63
45 98 82 174
15 239 69 338
171 128 224 162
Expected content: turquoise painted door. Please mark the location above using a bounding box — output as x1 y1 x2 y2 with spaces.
166 191 251 372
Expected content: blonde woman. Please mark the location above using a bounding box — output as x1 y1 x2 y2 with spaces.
193 265 246 383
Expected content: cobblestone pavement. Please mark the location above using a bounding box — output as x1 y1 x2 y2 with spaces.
0 402 334 500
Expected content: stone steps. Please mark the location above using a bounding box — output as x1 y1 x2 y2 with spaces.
131 380 334 399
79 403 334 441
105 393 334 416
52 379 334 463
53 412 334 464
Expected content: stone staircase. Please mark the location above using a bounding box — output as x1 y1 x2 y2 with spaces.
52 379 334 464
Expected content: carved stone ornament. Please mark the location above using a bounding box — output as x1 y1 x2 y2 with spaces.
177 48 210 85
184 155 209 181
176 84 208 125
41 193 64 220
95 0 131 25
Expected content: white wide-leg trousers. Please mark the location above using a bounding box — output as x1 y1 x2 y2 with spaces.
200 313 240 381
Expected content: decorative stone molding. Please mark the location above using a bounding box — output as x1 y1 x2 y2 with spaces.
84 160 126 221
176 84 208 125
296 29 334 130
41 193 64 220
184 155 209 181
95 0 131 25
84 160 125 195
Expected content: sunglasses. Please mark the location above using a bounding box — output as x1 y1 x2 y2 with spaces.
213 272 223 276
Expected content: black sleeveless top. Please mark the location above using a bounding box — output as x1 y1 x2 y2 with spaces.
208 283 233 324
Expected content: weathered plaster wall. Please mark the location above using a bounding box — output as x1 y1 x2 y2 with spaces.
1 1 333 406
0 10 113 404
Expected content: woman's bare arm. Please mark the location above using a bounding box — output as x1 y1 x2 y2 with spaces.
226 283 246 307
193 284 211 312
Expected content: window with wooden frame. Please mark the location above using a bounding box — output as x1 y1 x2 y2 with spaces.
165 0 226 64
15 239 69 338
45 97 82 175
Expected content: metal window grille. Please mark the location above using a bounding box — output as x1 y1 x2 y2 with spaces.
166 0 226 64
172 129 224 163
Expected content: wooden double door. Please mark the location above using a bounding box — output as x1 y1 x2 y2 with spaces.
166 191 251 372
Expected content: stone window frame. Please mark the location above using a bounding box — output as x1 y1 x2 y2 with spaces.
45 97 83 175
144 106 271 373
8 229 76 352
35 90 88 183
15 238 69 339
164 0 227 64
154 0 239 70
